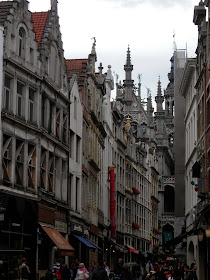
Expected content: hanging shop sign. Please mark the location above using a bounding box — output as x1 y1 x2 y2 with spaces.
71 224 89 236
55 220 67 233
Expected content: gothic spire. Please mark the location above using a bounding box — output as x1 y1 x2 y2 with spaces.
155 77 164 112
157 76 162 96
123 45 133 88
126 45 131 66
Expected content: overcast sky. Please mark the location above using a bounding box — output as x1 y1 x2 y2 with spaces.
27 0 199 101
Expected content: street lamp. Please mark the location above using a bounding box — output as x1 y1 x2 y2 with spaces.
205 229 210 238
198 230 204 242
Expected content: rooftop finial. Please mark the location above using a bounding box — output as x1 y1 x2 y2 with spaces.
98 62 103 75
126 45 131 66
51 0 58 13
157 77 162 96
91 37 96 55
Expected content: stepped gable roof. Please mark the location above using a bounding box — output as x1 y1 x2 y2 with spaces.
31 11 50 47
65 59 88 80
0 1 13 25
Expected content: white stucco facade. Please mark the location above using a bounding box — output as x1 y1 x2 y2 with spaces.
69 75 83 215
179 58 199 270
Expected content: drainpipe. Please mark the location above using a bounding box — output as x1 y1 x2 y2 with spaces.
109 167 116 239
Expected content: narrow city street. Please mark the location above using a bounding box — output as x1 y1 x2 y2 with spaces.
0 0 209 279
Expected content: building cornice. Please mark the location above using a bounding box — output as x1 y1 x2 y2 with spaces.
179 58 196 96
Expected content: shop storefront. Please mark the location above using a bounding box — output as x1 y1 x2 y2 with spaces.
37 204 74 279
70 223 102 271
0 196 37 280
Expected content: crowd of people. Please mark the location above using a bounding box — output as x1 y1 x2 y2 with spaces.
42 258 110 280
17 257 198 280
142 260 198 280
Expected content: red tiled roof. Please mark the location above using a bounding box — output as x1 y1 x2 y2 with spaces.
65 59 88 71
0 1 13 25
65 59 88 80
31 11 49 48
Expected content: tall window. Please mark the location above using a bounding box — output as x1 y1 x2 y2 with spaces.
28 88 35 123
164 185 175 212
48 152 54 193
70 130 74 159
41 95 47 129
4 75 12 111
19 27 26 58
74 96 77 119
76 177 80 212
2 134 12 182
15 139 24 186
56 108 61 138
17 81 24 117
48 101 54 133
40 148 47 189
76 136 81 163
28 143 36 188
62 113 68 143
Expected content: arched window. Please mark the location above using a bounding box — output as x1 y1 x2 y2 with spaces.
162 223 174 253
19 27 26 58
164 185 175 212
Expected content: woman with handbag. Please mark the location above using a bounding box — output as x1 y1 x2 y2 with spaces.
75 263 89 280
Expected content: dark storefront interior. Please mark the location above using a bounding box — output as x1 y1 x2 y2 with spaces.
0 196 37 280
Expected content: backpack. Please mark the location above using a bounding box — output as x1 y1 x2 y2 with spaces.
21 265 29 279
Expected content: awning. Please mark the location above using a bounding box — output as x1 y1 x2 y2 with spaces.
73 234 96 249
134 250 140 255
126 245 136 252
41 226 75 256
115 243 128 253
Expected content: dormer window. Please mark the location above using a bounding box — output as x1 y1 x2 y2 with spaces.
19 27 26 58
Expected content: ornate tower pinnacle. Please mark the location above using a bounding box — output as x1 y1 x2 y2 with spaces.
124 45 133 86
155 77 164 112
157 76 162 96
138 73 143 101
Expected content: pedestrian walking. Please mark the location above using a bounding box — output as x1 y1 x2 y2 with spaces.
19 257 30 280
114 258 123 280
52 259 61 274
145 260 154 274
92 260 109 280
75 263 89 280
185 264 198 280
183 265 190 279
54 266 62 280
104 261 110 277
72 259 80 279
61 264 71 280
